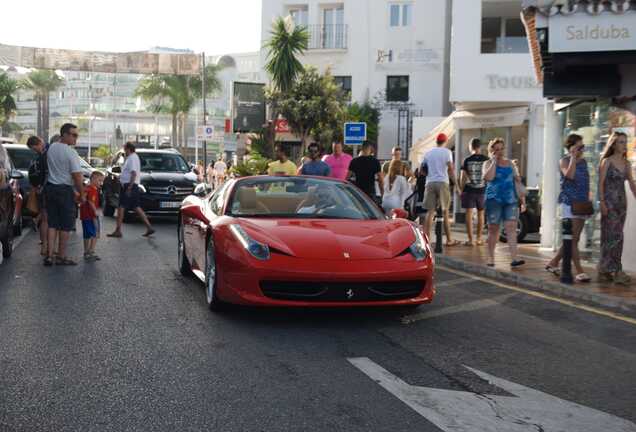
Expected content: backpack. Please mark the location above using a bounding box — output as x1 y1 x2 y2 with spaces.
28 151 48 187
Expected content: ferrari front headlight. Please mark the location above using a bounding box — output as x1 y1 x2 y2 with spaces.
408 225 429 261
230 224 270 261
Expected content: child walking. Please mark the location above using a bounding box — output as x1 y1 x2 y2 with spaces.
81 171 104 261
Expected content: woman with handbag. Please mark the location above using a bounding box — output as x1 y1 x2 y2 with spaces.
598 132 636 285
483 138 526 268
545 134 592 283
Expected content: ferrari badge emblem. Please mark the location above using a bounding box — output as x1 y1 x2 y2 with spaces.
346 289 354 299
343 252 350 259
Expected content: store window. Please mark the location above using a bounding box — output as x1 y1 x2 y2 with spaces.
333 76 352 100
386 76 409 102
322 5 345 49
481 2 529 54
559 101 636 259
289 6 308 27
389 3 412 27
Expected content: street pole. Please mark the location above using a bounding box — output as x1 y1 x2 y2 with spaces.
201 52 207 170
194 105 199 164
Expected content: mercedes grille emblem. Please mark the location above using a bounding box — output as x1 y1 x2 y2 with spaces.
167 185 177 195
346 289 354 300
343 252 350 259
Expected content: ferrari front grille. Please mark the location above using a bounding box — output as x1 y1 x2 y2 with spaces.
260 280 425 302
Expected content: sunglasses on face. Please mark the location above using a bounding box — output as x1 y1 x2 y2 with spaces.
309 148 319 153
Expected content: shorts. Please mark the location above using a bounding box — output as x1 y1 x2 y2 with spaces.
45 184 76 231
423 182 451 211
486 199 518 225
82 219 97 239
119 183 141 210
461 191 485 210
559 203 589 220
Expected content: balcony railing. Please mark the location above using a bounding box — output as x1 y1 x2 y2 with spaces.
305 24 348 50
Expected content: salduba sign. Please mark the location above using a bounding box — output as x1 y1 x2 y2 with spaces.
549 12 636 53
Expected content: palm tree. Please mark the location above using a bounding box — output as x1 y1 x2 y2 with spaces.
135 64 221 149
263 16 309 153
264 16 309 92
0 72 19 135
22 70 64 139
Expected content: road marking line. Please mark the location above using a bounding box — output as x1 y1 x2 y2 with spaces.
434 277 473 288
12 227 32 251
437 265 636 326
402 293 516 324
348 357 636 432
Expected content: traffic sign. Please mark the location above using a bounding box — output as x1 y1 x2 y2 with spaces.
344 122 367 145
196 125 215 140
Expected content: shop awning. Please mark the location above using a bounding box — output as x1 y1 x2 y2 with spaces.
409 106 530 166
453 106 529 129
409 114 456 167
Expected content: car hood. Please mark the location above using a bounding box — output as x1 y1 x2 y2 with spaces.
237 218 416 261
140 172 197 185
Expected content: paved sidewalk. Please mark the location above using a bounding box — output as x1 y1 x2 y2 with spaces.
434 232 636 317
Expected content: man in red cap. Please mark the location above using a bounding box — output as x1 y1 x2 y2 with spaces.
420 133 458 245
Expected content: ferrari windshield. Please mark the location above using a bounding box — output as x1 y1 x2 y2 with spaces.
228 177 385 220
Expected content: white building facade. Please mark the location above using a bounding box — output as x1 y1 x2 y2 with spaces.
448 0 545 191
260 0 453 159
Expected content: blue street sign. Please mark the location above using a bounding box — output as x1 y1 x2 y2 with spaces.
344 122 367 145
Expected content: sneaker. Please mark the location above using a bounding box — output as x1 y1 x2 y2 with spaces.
511 259 526 267
597 272 614 283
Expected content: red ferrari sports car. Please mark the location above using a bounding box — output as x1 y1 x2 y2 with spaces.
177 175 435 310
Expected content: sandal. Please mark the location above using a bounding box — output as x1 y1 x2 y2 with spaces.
463 241 475 246
445 240 460 247
43 256 54 267
575 273 591 283
55 257 78 266
545 265 561 277
476 239 485 246
107 231 122 238
511 259 526 267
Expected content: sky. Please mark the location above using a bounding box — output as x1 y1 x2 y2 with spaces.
2 0 262 56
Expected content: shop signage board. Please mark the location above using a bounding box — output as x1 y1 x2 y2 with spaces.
231 82 266 133
549 12 636 53
344 122 367 145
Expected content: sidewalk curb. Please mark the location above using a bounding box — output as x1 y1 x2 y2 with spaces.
435 254 636 318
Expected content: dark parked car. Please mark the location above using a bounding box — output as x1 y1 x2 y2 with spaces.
500 186 541 243
3 143 96 222
3 144 34 222
102 148 198 218
0 144 24 258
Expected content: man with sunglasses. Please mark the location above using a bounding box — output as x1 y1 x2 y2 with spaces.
43 123 85 266
299 143 331 177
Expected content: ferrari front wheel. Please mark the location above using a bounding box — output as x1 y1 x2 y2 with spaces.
205 236 224 311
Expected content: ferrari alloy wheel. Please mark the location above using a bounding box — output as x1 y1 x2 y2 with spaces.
205 236 223 310
178 222 192 276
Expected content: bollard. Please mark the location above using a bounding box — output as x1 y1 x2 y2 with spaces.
560 218 574 284
434 207 443 253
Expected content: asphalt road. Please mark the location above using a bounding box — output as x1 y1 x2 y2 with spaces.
1 218 635 431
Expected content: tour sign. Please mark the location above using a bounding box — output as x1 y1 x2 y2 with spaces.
344 122 367 145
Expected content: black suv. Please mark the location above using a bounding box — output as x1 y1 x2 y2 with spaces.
103 149 197 217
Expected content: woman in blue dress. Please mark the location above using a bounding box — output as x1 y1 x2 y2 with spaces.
483 138 526 268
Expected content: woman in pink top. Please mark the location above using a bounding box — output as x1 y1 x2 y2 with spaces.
322 142 352 180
